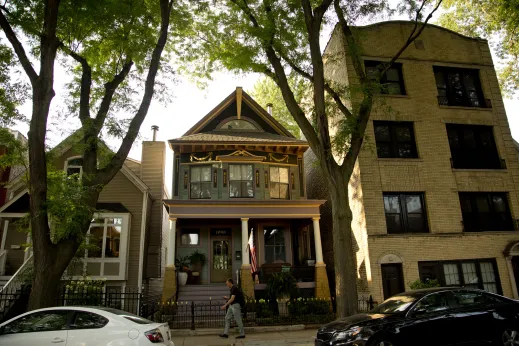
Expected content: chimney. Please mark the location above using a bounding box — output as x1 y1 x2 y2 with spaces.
266 103 273 115
151 125 159 141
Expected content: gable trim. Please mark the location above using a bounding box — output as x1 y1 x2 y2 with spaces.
0 188 28 214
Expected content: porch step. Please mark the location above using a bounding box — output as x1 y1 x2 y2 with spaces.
177 284 229 303
0 276 12 290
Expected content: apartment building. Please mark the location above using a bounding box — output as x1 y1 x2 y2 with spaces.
308 21 519 304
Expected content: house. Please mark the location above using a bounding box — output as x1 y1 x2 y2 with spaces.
0 129 168 297
306 20 519 304
162 88 330 302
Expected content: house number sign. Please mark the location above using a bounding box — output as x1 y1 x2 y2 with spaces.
211 229 231 236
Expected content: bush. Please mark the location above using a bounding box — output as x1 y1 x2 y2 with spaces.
265 272 298 300
288 298 331 316
409 279 440 290
64 277 106 305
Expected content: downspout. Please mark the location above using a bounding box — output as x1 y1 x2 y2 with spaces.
138 191 149 299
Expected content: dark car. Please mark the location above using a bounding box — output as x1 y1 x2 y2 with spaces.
315 287 519 346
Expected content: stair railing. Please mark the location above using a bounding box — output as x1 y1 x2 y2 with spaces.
0 253 33 312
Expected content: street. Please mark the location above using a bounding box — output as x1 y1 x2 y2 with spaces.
171 329 317 346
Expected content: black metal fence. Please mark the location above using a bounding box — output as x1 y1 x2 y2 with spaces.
55 287 142 315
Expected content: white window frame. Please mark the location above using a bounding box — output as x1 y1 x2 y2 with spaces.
64 156 84 180
69 213 131 280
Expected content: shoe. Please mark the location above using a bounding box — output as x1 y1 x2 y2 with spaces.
219 334 228 338
236 335 245 339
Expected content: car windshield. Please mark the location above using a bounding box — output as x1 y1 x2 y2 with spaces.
370 295 417 314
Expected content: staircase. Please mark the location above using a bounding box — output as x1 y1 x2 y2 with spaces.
0 276 11 290
177 284 229 303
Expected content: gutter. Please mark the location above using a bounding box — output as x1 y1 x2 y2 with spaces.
138 190 149 295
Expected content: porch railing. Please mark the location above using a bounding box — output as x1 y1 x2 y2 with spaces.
0 250 6 276
0 253 33 320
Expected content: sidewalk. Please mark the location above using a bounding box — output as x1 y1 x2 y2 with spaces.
171 328 318 346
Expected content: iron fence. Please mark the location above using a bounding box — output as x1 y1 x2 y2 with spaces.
54 287 142 315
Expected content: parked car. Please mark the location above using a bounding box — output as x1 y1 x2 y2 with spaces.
316 287 519 346
0 306 174 345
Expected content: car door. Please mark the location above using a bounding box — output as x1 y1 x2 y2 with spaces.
450 290 497 345
0 309 70 346
399 291 458 346
66 310 114 346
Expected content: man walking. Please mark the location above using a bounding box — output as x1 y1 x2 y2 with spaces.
219 278 245 339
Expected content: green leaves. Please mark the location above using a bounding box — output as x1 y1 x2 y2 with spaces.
438 0 519 96
0 43 29 126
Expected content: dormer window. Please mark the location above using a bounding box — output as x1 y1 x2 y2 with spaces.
65 157 83 179
218 119 258 130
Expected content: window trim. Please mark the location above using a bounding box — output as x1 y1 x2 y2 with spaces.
189 165 212 200
68 213 130 280
228 164 254 198
216 116 262 132
269 166 290 200
383 192 428 234
418 259 502 295
263 226 288 264
365 60 406 95
374 121 418 159
459 192 514 232
64 156 84 180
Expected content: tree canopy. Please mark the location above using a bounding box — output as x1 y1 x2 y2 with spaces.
438 0 519 96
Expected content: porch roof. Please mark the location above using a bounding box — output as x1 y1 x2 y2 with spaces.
163 199 325 219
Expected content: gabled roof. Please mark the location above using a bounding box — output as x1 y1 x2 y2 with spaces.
183 87 296 138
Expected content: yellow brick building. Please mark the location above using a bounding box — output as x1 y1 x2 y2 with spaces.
308 21 519 304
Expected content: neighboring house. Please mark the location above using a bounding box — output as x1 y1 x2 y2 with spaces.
0 130 168 297
306 20 519 304
162 88 330 302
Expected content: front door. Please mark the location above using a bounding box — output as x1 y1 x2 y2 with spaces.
211 236 232 283
381 263 405 300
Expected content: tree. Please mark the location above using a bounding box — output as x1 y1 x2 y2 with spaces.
250 76 306 138
0 0 190 309
438 0 519 96
185 0 442 317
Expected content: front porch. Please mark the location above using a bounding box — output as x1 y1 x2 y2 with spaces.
163 199 330 301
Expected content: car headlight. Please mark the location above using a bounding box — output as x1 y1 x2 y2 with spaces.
331 326 363 342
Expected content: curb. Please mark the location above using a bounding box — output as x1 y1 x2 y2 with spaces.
172 324 310 336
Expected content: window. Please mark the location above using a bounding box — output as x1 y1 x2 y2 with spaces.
413 292 452 314
270 167 289 199
459 193 513 232
3 311 69 334
190 166 211 199
452 290 506 308
264 227 286 263
374 121 418 158
71 312 108 329
87 217 123 258
365 60 406 95
418 259 501 294
229 165 254 198
66 157 83 179
219 119 258 130
383 193 428 234
180 229 200 246
447 124 501 169
434 66 488 108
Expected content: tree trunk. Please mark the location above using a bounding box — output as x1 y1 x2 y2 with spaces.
328 170 358 318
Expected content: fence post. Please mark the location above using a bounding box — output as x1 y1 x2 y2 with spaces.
190 301 195 330
368 295 374 310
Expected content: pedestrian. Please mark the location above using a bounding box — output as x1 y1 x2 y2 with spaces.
219 278 245 339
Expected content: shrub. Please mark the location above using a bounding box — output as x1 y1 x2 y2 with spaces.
409 279 440 290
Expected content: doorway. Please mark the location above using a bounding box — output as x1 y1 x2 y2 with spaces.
381 263 405 300
210 234 232 283
512 257 519 296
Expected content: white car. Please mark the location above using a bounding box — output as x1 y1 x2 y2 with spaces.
0 306 174 345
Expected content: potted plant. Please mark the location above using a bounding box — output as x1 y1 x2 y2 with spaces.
188 250 207 273
175 256 190 286
266 271 298 316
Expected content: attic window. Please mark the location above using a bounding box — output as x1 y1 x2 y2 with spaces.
219 119 258 130
66 157 83 179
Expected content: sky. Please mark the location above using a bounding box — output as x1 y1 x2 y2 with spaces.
7 5 519 194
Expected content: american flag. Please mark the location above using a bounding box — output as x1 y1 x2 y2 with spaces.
248 228 257 274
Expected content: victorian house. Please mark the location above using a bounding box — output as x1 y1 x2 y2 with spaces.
162 88 330 301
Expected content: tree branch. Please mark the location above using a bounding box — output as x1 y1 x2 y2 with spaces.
65 49 92 123
0 9 38 84
96 0 173 184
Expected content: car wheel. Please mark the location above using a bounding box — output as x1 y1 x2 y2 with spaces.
502 329 519 345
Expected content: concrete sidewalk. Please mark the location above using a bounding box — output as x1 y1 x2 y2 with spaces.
171 328 317 346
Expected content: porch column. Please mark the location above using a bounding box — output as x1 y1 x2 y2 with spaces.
240 218 255 300
313 217 331 300
162 218 177 302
